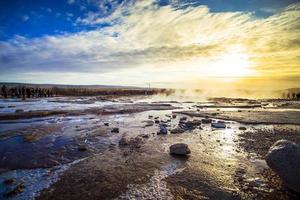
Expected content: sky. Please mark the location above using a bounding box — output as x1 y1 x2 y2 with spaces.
0 0 299 89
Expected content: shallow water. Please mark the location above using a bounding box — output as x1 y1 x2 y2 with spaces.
1 96 297 199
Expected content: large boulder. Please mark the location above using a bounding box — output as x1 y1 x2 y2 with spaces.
170 143 191 156
265 140 300 193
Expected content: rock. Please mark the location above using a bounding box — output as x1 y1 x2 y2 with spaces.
211 122 226 128
3 178 15 185
154 119 160 124
179 120 202 130
119 136 144 148
111 128 119 133
170 143 191 156
148 115 153 119
119 137 130 146
15 109 24 113
158 124 168 135
239 127 247 130
170 127 185 134
265 140 300 193
104 122 109 126
141 134 149 139
144 120 154 127
78 145 87 151
172 114 176 118
201 118 212 123
179 116 187 121
4 182 25 197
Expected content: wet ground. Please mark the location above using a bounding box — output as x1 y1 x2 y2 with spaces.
0 95 300 199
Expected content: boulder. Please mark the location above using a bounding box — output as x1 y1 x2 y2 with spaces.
211 122 226 128
111 128 119 133
158 124 168 135
3 178 15 185
239 127 247 130
144 120 154 127
170 127 185 134
179 120 202 130
170 143 191 156
201 118 212 123
265 140 300 193
119 137 130 146
179 116 187 121
78 145 87 151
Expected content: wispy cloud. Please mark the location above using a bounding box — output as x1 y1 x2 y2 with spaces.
1 0 299 87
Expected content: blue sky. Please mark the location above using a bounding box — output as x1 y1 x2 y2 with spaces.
0 0 298 40
0 0 299 89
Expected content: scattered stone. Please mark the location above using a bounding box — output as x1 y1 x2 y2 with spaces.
179 116 187 121
265 140 300 193
154 119 160 124
111 128 119 133
154 117 159 120
104 122 109 126
179 119 202 130
119 137 130 146
78 145 87 151
216 140 220 142
239 127 247 130
201 118 212 123
172 114 176 118
15 109 24 113
170 143 191 156
3 178 15 185
170 127 185 134
141 134 149 139
119 136 144 148
158 124 168 135
4 182 25 197
211 122 226 128
144 120 154 127
148 115 153 119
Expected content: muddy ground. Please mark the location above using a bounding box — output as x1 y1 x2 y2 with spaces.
0 96 300 200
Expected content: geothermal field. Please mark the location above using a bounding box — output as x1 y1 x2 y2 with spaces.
0 89 300 200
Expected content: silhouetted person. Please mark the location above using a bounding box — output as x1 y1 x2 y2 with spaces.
1 85 8 98
21 87 26 100
17 88 21 98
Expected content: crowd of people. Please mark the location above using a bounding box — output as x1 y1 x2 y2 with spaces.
1 85 55 99
282 92 300 100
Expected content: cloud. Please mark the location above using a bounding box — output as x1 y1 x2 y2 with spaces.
67 0 75 5
21 15 29 21
1 0 300 86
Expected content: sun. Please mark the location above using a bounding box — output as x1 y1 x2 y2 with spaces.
210 45 254 78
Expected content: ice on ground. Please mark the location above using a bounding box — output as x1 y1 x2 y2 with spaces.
0 159 85 200
0 98 116 114
116 163 185 200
